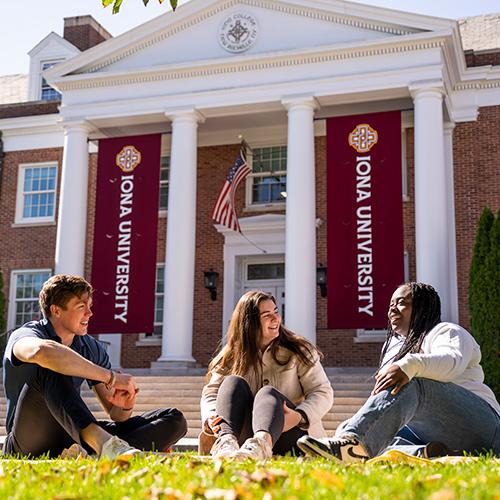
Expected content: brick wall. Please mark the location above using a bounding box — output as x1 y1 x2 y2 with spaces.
0 102 60 119
63 17 111 52
0 148 62 323
453 106 500 329
465 50 500 67
1 108 498 367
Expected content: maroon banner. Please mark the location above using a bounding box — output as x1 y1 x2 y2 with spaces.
327 111 404 329
90 134 161 334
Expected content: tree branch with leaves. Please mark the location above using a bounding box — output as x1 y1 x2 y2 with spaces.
102 0 178 15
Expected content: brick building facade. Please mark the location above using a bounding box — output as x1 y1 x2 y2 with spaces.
0 3 499 369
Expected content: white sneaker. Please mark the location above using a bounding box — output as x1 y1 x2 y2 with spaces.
60 443 88 459
297 434 368 463
231 436 272 461
210 434 240 459
100 435 140 459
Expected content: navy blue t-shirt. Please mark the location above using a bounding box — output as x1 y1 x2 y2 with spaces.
2 319 111 433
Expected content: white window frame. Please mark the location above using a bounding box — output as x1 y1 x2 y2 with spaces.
136 264 164 345
8 269 51 330
401 128 409 201
40 60 62 101
354 251 410 343
15 162 58 225
245 145 287 211
158 155 170 215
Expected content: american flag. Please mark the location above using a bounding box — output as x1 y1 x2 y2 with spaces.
212 145 251 232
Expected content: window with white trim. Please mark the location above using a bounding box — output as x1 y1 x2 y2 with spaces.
159 156 170 211
40 61 61 101
9 270 51 329
401 129 409 200
246 146 287 206
15 163 58 224
142 264 164 339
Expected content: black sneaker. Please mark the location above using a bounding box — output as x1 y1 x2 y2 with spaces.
297 435 369 463
421 441 463 459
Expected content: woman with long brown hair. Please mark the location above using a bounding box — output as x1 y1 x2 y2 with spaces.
200 290 333 460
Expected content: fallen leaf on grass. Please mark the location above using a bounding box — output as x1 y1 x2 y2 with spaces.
185 457 208 469
145 486 187 500
115 456 133 468
421 474 443 484
367 450 433 465
204 488 238 500
236 468 288 487
126 466 150 482
310 470 345 489
428 489 457 500
432 456 479 465
97 461 113 476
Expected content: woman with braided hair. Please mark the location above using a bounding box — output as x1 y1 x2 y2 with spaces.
298 282 500 462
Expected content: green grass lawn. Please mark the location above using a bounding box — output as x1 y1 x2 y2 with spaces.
0 454 498 499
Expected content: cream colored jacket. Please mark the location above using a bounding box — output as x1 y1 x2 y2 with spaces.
200 345 334 438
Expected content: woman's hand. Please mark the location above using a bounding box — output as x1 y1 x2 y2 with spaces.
204 414 223 437
372 364 409 396
282 402 302 432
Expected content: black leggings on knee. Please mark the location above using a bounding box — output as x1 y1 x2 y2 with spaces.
215 375 306 455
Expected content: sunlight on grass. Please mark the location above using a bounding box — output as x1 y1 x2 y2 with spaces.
0 454 498 499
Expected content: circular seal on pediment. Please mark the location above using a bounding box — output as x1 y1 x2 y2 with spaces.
218 13 258 53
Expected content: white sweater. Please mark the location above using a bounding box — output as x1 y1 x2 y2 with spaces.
394 322 500 415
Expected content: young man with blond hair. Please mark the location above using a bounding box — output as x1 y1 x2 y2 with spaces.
2 274 186 458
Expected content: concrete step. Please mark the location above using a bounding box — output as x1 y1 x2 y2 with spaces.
0 370 373 442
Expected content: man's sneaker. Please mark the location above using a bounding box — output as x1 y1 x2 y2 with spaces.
100 436 140 459
420 441 462 459
60 443 88 459
210 434 240 459
297 435 369 463
230 436 273 461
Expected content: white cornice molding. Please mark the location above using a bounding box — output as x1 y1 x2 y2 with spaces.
454 80 500 91
0 113 59 131
52 32 447 92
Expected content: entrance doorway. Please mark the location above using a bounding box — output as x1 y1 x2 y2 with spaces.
241 256 285 322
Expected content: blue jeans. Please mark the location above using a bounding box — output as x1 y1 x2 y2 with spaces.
337 378 500 457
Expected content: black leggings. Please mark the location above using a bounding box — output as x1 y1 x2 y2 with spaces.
3 366 187 457
216 375 307 456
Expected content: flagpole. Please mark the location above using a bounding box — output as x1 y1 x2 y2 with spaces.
238 229 268 254
236 137 266 253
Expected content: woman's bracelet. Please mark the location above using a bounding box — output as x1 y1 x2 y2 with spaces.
105 369 116 390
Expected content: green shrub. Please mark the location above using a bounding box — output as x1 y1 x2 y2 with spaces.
0 271 6 363
469 207 499 397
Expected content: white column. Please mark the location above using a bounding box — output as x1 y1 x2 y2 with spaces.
157 109 204 364
444 122 459 323
55 122 92 276
411 85 450 318
282 96 318 344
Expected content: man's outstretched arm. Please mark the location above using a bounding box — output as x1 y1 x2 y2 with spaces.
12 337 136 394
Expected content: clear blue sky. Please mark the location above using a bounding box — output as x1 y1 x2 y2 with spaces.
1 0 498 76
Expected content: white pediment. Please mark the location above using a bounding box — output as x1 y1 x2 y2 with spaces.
47 0 454 80
96 5 416 73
